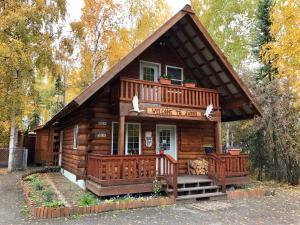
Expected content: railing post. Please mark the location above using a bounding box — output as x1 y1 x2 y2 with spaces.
173 163 178 198
220 159 226 193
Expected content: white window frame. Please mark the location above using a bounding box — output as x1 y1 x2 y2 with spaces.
111 122 118 155
125 123 141 155
165 65 184 85
72 124 79 150
140 60 161 82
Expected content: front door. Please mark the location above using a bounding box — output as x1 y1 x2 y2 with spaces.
156 125 177 160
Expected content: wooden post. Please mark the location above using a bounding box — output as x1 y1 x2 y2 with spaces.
118 116 125 155
215 121 222 153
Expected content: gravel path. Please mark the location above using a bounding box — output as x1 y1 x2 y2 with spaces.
1 170 300 225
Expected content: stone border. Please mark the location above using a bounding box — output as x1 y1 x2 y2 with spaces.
20 170 175 219
227 188 272 200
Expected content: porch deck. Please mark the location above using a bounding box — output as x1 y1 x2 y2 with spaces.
86 153 249 200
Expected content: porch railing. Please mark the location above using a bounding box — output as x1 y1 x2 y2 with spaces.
218 153 249 177
87 154 178 197
112 78 220 109
207 154 226 192
207 153 249 193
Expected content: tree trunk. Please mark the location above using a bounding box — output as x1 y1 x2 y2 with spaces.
7 112 16 172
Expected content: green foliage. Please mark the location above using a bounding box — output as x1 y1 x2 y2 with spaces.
183 79 196 84
78 192 98 206
43 200 65 208
160 74 171 79
190 0 258 68
152 177 161 196
43 190 54 202
33 179 44 191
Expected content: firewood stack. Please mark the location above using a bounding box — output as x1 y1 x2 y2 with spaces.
188 159 208 175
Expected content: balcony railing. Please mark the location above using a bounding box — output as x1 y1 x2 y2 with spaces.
112 78 220 109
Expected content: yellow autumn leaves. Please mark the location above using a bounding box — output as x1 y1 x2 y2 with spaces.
262 0 300 108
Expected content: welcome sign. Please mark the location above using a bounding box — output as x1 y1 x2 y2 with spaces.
146 107 202 118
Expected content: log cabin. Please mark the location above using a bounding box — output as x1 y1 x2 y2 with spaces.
35 5 261 201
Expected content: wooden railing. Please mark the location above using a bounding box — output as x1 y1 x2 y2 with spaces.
87 154 178 197
218 154 249 177
207 154 226 193
112 78 220 109
206 153 249 193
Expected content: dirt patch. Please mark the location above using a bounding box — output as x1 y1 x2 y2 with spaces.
46 173 87 206
0 168 7 175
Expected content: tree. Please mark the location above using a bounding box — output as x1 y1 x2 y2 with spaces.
190 0 258 69
71 0 121 82
0 0 66 171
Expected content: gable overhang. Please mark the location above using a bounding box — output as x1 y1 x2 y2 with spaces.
44 4 261 127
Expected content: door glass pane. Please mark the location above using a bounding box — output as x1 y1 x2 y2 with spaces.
159 129 171 151
127 124 140 155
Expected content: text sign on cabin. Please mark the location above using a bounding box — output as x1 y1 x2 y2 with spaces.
146 107 203 118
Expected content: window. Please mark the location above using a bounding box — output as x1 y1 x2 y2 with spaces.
140 61 160 82
111 122 118 155
166 66 183 85
126 123 141 155
159 129 171 151
73 124 79 149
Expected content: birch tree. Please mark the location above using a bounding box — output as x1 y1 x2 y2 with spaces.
0 0 66 171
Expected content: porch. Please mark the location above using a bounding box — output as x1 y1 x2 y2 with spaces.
86 153 249 200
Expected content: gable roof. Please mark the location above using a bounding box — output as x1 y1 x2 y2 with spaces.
44 4 261 127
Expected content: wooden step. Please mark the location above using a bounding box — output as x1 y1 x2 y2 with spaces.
86 180 153 197
176 192 226 201
177 176 212 184
166 185 219 193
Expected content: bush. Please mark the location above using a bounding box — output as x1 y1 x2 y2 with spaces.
78 193 98 206
43 200 64 208
43 190 54 202
152 177 161 196
33 179 44 190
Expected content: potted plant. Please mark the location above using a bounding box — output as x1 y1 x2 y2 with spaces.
159 74 171 85
227 147 241 156
183 79 196 88
203 144 214 154
159 148 165 155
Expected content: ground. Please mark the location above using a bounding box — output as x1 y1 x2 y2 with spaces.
1 170 300 225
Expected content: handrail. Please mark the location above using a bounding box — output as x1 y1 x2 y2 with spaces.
207 153 226 193
113 78 220 110
87 154 178 198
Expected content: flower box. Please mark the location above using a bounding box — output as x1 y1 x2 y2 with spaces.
228 148 241 156
183 82 196 88
159 78 171 85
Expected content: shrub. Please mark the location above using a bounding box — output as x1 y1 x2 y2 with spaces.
152 177 161 196
33 179 44 190
43 190 54 202
44 200 64 208
78 193 98 206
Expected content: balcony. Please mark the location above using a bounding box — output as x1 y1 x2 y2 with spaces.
112 78 220 110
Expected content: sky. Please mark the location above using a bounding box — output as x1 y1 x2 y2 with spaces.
66 0 190 22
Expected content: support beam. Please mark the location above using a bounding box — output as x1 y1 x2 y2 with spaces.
118 116 125 155
215 121 222 153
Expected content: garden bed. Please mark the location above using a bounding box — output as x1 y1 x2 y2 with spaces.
21 170 175 219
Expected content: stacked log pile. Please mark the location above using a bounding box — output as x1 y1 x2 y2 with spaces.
188 159 208 175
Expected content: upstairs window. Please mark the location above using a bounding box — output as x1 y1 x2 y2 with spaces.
73 124 79 149
166 66 183 85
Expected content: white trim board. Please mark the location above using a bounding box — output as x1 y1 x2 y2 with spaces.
60 168 86 190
